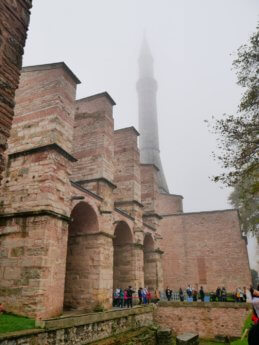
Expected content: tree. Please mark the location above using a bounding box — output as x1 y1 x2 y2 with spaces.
208 25 259 234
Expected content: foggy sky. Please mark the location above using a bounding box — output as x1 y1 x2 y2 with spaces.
23 1 258 218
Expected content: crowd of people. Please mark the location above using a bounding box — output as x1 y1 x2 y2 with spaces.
164 284 254 303
165 285 205 302
113 286 161 308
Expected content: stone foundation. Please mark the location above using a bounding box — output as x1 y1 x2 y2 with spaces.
0 306 154 345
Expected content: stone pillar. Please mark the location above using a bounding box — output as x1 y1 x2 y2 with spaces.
140 164 162 230
64 231 114 311
0 63 80 319
132 243 144 290
0 0 32 178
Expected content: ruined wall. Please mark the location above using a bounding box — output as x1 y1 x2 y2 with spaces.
0 0 32 177
160 210 251 291
154 302 251 339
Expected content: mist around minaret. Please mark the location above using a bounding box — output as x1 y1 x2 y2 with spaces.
137 36 169 194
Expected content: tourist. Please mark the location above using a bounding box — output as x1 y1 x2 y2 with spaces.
113 288 119 307
179 287 184 302
138 287 143 305
165 286 172 301
192 288 198 302
123 289 128 307
199 286 205 302
216 287 221 301
221 287 227 302
126 286 135 308
154 288 160 304
142 288 148 304
186 285 192 298
118 288 124 308
147 289 151 304
0 303 5 314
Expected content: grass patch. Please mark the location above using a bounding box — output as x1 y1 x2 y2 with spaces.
0 313 35 334
230 312 253 345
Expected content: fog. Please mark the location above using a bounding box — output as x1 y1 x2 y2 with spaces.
23 0 258 267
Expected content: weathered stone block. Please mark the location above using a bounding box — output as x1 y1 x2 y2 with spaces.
176 333 199 345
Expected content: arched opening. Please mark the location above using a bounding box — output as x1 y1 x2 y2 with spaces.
64 202 99 310
113 221 134 290
143 233 156 290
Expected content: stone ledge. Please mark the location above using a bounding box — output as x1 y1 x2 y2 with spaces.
0 328 44 341
22 62 81 84
37 306 153 330
114 207 135 221
158 301 252 309
76 177 117 190
70 181 103 201
0 209 70 227
8 143 77 162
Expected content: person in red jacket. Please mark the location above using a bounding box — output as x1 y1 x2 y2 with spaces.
147 289 151 304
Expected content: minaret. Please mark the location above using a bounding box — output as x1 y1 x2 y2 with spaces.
137 37 169 193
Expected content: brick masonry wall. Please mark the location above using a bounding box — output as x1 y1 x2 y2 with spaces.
0 0 32 177
159 210 251 291
9 64 78 155
0 215 69 319
154 302 251 339
158 193 183 215
72 94 114 183
0 64 79 217
114 127 141 204
140 164 159 214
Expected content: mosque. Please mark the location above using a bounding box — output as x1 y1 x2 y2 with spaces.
0 0 251 320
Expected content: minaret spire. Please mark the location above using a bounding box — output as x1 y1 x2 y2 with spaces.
137 37 169 193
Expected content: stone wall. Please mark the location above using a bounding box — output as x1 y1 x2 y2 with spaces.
159 209 251 291
0 306 154 345
0 0 32 177
154 302 251 340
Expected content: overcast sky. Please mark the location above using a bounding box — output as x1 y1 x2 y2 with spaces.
23 0 258 214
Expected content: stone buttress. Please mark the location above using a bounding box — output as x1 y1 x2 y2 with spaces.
0 63 80 318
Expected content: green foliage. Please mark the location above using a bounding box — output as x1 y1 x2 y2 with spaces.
208 24 259 234
0 313 35 333
230 312 253 345
229 177 258 233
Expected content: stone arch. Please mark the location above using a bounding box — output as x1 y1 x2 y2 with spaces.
143 233 157 291
113 221 134 290
64 201 99 310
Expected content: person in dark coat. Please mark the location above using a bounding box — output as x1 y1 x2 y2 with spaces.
165 287 172 301
126 286 135 308
192 288 198 301
216 287 221 301
199 286 205 302
138 287 143 305
179 288 184 302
